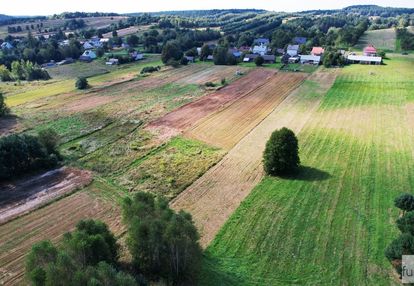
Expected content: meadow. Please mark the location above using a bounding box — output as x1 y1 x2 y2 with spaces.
200 55 414 285
354 28 397 52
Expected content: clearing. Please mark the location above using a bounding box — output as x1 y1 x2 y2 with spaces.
200 56 414 285
354 28 396 52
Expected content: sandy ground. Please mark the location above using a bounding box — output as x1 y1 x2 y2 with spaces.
0 167 92 225
171 69 339 247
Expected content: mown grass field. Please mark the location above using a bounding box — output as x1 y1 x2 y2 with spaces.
354 28 396 52
200 56 414 285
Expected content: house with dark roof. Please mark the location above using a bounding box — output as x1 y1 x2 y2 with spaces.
1 42 13 50
254 38 270 46
293 37 307 45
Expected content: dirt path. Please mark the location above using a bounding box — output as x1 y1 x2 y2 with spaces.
0 167 92 225
171 69 339 247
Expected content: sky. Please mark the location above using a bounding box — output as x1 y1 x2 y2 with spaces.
2 0 414 16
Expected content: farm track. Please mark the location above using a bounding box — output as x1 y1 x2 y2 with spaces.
185 72 307 149
171 69 339 246
0 191 121 285
147 69 276 139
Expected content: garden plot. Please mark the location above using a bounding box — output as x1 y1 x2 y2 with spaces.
176 65 249 85
185 72 307 149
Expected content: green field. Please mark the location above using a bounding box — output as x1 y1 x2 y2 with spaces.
200 56 414 285
354 28 397 52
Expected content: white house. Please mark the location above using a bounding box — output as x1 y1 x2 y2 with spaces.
299 55 321 65
106 58 119 65
252 44 268 56
347 55 382 65
287 45 299 57
1 42 13 50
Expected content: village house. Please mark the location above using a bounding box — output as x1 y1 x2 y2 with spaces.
79 50 97 62
206 55 214 61
106 58 119 65
243 54 275 64
254 38 270 46
1 42 13 50
185 56 195 63
228 48 242 58
83 41 94 50
130 51 144 61
363 45 377 56
287 45 299 57
311 47 325 56
252 44 268 56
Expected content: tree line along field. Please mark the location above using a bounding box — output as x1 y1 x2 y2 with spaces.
199 55 414 285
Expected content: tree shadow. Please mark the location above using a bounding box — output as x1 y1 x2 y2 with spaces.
280 166 332 182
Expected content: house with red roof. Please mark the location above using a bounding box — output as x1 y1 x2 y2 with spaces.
311 47 325 56
363 45 377 57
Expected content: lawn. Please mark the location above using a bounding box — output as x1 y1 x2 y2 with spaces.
200 55 414 285
354 28 397 52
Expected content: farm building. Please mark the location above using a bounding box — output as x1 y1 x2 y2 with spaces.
80 50 97 62
185 56 195 63
1 42 13 49
252 44 268 56
311 47 325 56
299 55 321 65
243 54 258 62
262 55 276 63
229 48 242 58
206 55 214 61
293 37 307 45
57 58 74 66
363 45 377 56
287 45 299 57
254 38 270 46
347 55 382 65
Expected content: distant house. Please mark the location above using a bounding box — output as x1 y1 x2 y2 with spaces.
57 58 74 65
243 54 258 62
254 38 270 46
206 55 214 61
238 46 251 53
1 42 13 50
83 42 94 50
229 48 242 58
197 47 202 55
363 45 377 57
80 50 97 62
121 43 130 49
185 56 195 63
106 58 119 65
299 55 321 65
311 47 325 56
287 45 299 57
41 61 56 68
293 37 307 45
100 38 110 43
59 40 70 47
262 55 276 63
347 54 382 65
288 56 300 64
252 44 268 56
134 53 144 61
276 48 285 55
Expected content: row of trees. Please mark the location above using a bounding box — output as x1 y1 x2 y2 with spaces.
26 192 202 285
385 194 414 276
0 60 50 82
0 129 60 181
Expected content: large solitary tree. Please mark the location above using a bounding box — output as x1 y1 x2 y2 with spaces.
161 41 183 65
263 127 300 176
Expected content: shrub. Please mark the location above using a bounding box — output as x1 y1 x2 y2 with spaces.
180 56 189 65
395 193 414 214
0 93 9 116
255 56 265 66
76 77 88 90
166 59 180 68
38 128 59 155
205 81 215 87
140 66 160 74
0 65 12 82
263 127 300 176
161 41 183 64
396 211 414 235
221 78 226 85
385 233 414 274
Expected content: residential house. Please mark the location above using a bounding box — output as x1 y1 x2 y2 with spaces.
252 44 268 56
185 56 195 63
363 45 377 56
299 55 321 65
243 54 258 62
311 47 325 56
229 48 242 58
197 47 202 55
287 45 299 57
130 52 144 61
263 55 276 63
239 46 251 53
293 37 307 45
1 42 13 50
79 50 97 62
83 42 94 50
206 55 214 61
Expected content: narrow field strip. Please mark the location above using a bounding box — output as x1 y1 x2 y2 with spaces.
171 69 338 247
147 68 276 140
185 72 307 149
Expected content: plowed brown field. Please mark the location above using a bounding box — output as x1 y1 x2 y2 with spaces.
0 190 121 285
171 69 339 247
185 72 307 149
147 69 276 139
